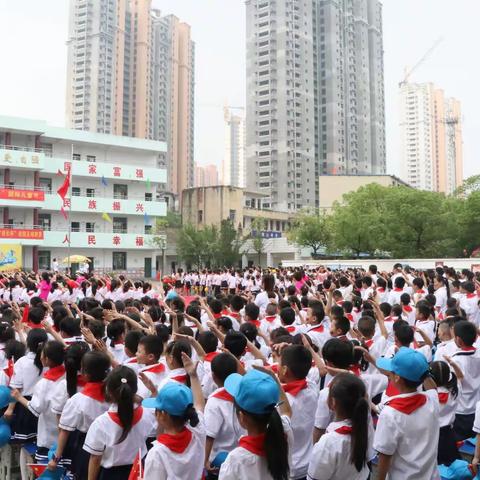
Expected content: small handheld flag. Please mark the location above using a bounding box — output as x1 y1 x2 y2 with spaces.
144 212 150 225
101 176 108 187
128 449 143 480
146 178 151 190
102 212 113 223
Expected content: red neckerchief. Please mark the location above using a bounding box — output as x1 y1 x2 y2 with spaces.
394 288 403 292
345 313 354 322
349 364 361 377
384 316 393 322
438 392 449 404
108 406 143 427
336 300 345 306
377 288 385 293
264 315 277 323
364 339 374 348
142 363 166 374
385 381 400 397
239 434 266 457
403 305 413 312
335 425 353 434
213 388 234 402
282 379 308 397
269 363 279 373
230 312 240 319
126 357 137 364
213 313 222 319
157 428 192 453
43 365 65 381
416 289 426 295
309 324 324 333
285 325 296 333
461 346 476 352
248 320 261 328
221 309 230 316
171 374 187 384
77 374 87 388
204 351 219 363
81 382 105 402
387 394 427 414
4 358 14 378
27 322 44 330
467 293 477 299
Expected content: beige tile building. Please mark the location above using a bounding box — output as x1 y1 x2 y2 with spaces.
318 174 409 212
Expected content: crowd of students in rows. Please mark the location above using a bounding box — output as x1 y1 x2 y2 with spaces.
0 264 480 479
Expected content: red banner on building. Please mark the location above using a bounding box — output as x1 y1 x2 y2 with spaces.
0 229 44 240
0 188 45 201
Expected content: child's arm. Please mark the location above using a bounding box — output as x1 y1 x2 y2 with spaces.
88 455 102 480
301 334 327 377
376 453 392 480
42 320 67 347
207 321 225 345
371 300 388 340
10 389 29 409
47 429 70 471
245 339 268 365
414 326 433 347
174 333 206 361
252 365 292 418
182 352 205 414
444 355 464 381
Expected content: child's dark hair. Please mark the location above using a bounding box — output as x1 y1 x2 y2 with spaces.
322 338 353 369
329 373 369 472
5 340 26 363
240 322 260 349
124 330 145 355
105 366 138 443
280 345 311 379
235 401 289 480
65 342 90 397
309 300 325 323
197 331 218 354
394 323 414 346
60 317 82 337
82 350 111 382
333 316 350 335
430 361 458 399
454 320 477 346
138 335 163 361
280 307 295 326
211 353 237 383
217 316 233 332
28 307 46 326
27 329 48 375
43 340 66 366
106 319 126 348
357 316 375 338
0 322 15 343
224 331 247 358
166 340 192 367
245 303 260 321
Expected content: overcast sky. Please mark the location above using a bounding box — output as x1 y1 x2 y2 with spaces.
0 0 477 179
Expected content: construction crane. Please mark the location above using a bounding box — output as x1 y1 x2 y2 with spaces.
400 37 444 86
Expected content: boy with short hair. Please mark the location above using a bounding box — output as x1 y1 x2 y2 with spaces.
136 334 167 399
278 345 318 479
374 347 440 480
451 320 480 440
279 307 301 335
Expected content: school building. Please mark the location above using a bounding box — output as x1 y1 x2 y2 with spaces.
0 115 167 276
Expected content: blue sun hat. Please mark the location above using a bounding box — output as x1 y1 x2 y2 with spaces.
0 418 11 447
224 369 279 415
376 347 429 382
142 382 193 416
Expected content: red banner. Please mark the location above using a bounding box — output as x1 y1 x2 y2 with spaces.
0 228 44 240
0 188 44 201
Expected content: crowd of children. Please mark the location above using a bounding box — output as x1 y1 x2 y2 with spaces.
0 263 479 479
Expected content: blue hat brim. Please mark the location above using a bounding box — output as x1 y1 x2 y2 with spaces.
142 397 161 409
376 357 394 373
224 373 243 399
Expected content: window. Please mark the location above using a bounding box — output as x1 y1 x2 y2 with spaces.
86 155 96 162
113 252 127 270
113 217 127 234
73 153 81 161
38 214 51 231
86 188 95 197
145 192 153 202
229 210 236 222
113 184 128 199
71 222 80 232
198 210 203 223
72 187 81 196
38 251 51 270
39 177 52 194
86 222 95 233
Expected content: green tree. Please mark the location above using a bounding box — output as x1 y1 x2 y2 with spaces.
217 220 243 267
176 224 218 268
287 208 331 258
329 183 390 257
248 218 267 266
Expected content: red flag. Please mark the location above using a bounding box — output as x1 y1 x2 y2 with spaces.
128 451 142 480
60 207 68 220
22 305 29 324
57 170 71 200
56 169 64 177
28 464 47 477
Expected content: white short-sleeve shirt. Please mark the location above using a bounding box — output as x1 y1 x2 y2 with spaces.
10 352 44 396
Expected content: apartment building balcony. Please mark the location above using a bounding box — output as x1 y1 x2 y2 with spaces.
0 145 45 170
0 184 46 207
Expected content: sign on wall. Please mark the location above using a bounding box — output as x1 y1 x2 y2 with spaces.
0 244 22 271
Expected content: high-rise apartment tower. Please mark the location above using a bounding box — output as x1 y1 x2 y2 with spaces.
66 0 195 196
245 0 386 211
222 107 246 187
399 82 463 193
